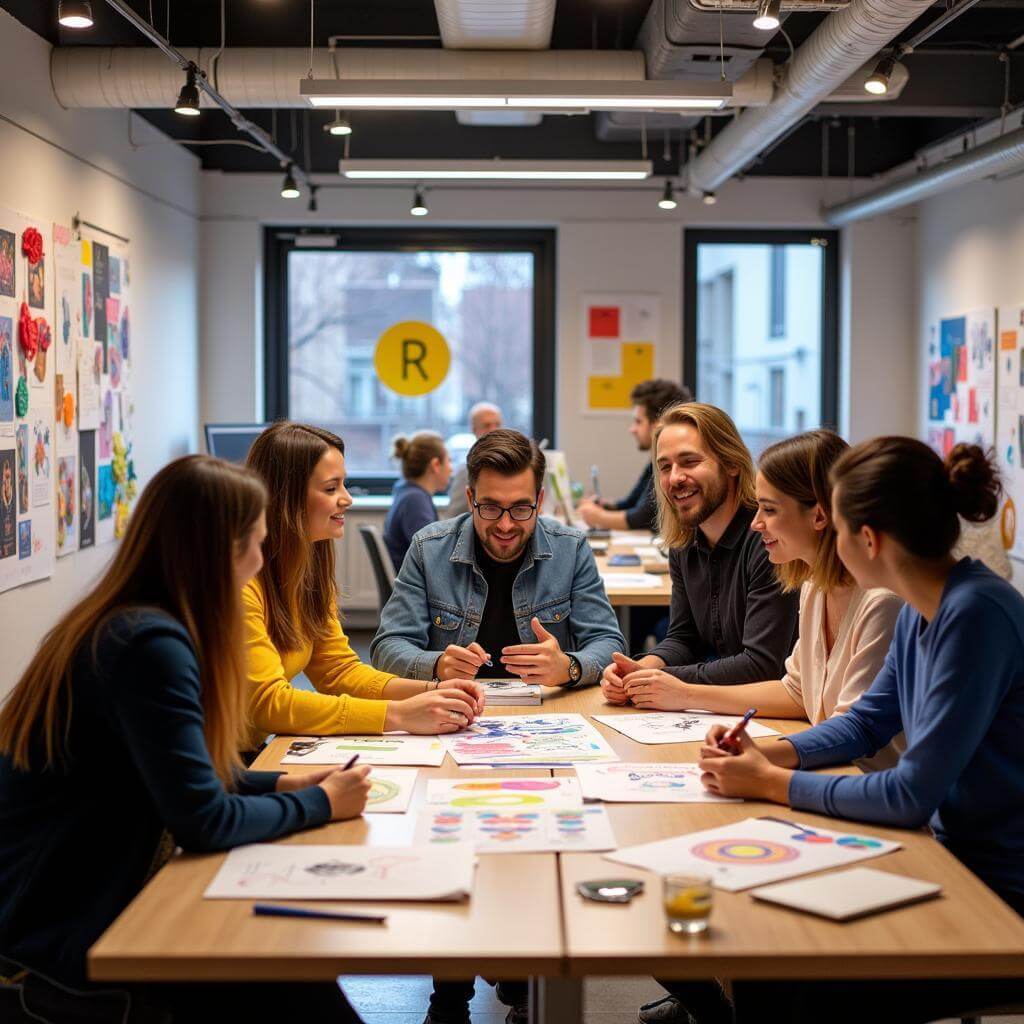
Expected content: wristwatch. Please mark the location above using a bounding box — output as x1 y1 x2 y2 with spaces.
566 654 583 686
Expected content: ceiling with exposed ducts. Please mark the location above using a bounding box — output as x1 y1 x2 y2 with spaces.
4 0 1024 182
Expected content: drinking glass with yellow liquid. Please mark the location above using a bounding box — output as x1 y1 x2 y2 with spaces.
663 873 713 934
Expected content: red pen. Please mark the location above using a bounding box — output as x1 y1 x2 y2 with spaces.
720 708 757 754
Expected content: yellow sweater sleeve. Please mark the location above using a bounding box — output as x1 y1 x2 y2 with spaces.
243 580 392 737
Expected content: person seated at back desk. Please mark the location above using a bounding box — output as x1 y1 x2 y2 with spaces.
384 431 452 572
370 428 624 1024
576 379 691 533
444 401 503 520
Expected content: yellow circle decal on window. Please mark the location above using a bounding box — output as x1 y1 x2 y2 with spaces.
374 321 451 397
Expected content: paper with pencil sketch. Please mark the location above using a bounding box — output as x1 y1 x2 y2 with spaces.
280 735 445 766
441 713 619 766
606 817 901 892
204 844 475 900
575 763 739 803
592 712 779 745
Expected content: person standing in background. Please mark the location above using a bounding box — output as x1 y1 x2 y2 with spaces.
443 402 503 519
576 379 692 533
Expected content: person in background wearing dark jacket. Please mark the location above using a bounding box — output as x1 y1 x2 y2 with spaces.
576 379 692 533
384 431 452 571
601 402 799 702
0 455 370 1024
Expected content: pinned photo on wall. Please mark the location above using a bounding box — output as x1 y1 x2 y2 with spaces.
27 259 44 311
109 255 121 296
56 454 77 557
0 316 12 437
18 520 30 560
92 242 109 350
97 463 113 521
0 229 14 299
0 448 14 559
31 418 52 507
79 428 95 549
99 387 113 459
77 342 101 431
81 272 91 338
15 423 28 515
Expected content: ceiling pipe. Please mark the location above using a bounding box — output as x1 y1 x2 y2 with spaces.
94 0 311 188
823 122 1024 225
685 0 935 194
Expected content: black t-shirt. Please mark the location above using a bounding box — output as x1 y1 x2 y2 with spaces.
473 534 526 678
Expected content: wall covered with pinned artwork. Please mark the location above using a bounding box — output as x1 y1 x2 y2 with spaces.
0 9 201 689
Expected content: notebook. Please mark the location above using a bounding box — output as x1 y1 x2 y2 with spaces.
479 679 543 706
750 867 942 921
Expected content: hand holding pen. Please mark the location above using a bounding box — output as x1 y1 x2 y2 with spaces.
701 708 758 758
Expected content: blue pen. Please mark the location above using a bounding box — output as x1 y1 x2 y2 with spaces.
253 903 387 923
721 708 758 753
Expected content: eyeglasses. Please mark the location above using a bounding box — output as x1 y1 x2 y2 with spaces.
471 499 538 522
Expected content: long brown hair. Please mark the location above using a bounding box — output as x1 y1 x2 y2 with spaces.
0 455 266 783
832 437 1001 559
759 429 852 593
246 422 343 652
653 402 756 549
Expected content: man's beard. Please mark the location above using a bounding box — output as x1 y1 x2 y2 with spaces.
481 525 530 563
671 470 729 529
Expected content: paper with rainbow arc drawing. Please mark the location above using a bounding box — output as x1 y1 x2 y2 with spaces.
364 768 418 813
593 712 780 745
441 713 619 766
427 776 583 811
606 817 900 892
204 844 474 901
416 804 616 854
575 763 739 804
281 734 444 767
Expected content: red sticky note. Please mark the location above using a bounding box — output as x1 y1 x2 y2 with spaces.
589 306 620 338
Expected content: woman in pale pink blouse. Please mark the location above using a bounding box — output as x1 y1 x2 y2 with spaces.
617 429 904 770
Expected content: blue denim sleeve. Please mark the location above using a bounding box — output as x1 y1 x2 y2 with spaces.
370 535 443 680
567 538 626 685
108 630 330 852
789 602 1016 828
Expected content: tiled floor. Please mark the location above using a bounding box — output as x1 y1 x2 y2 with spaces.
340 633 1024 1024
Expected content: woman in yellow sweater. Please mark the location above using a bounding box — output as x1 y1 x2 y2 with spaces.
244 422 484 740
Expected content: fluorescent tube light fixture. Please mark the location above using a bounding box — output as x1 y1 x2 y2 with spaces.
302 79 730 113
339 160 653 181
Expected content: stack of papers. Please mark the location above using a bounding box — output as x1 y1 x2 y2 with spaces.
480 679 542 706
204 844 475 901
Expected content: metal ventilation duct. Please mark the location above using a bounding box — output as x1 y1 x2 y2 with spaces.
435 0 555 50
685 0 935 193
50 47 645 109
823 123 1024 225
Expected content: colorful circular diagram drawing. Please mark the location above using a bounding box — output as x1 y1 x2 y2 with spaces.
790 831 834 844
367 777 401 806
836 835 884 850
691 839 800 865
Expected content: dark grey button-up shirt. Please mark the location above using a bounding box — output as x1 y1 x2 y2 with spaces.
648 504 800 684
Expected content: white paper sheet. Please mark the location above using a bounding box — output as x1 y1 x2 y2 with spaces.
281 734 445 767
441 713 619 766
204 844 474 901
416 804 616 854
426 776 583 811
364 767 418 813
599 573 663 588
606 817 900 892
575 763 739 803
592 712 779 745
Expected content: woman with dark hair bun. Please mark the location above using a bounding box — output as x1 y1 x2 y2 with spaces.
694 437 1024 1024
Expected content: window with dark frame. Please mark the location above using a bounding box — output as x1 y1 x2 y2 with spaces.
264 228 556 494
684 229 839 458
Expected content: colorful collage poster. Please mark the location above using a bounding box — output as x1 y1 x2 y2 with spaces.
995 305 1024 561
926 309 996 457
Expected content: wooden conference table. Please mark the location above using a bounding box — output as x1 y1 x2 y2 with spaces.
90 688 1024 1023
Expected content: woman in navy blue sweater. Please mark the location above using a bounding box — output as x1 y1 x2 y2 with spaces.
0 455 370 1022
694 439 1024 1024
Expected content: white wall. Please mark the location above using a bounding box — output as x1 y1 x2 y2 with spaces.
0 10 202 687
914 170 1024 591
201 172 917 498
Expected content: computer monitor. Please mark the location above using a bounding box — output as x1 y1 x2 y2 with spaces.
204 423 269 463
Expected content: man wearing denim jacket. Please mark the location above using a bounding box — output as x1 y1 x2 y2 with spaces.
370 428 623 1024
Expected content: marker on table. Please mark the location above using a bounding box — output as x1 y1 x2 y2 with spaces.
253 904 387 924
720 708 758 754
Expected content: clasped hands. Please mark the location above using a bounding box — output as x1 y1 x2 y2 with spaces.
436 617 572 687
599 652 692 710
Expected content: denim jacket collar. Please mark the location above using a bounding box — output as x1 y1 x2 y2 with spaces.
450 513 553 571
